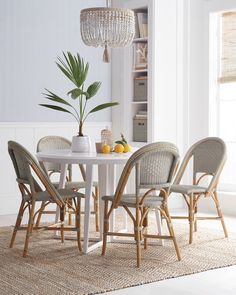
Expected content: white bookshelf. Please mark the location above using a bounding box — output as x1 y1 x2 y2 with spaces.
111 0 182 206
112 0 154 146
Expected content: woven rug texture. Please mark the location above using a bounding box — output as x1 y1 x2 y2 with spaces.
0 221 236 295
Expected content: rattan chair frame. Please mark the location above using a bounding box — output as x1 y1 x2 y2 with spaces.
36 136 99 231
101 142 181 267
170 137 228 244
8 141 83 257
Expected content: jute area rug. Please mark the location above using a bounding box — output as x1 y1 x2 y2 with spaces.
0 221 236 295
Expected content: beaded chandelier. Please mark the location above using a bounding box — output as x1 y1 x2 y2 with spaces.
80 3 135 63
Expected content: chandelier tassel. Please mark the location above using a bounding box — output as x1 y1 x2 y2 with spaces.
103 44 110 63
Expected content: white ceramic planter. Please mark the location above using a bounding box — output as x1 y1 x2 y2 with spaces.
71 135 91 152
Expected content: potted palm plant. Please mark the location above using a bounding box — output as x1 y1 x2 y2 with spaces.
40 52 119 152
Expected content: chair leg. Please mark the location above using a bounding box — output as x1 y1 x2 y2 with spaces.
213 192 228 238
102 200 109 256
35 201 46 228
94 186 99 232
194 195 197 232
60 205 65 243
68 199 73 226
189 194 194 244
162 204 181 261
75 198 82 251
135 206 141 268
143 208 148 250
10 200 25 248
155 208 164 246
23 201 35 257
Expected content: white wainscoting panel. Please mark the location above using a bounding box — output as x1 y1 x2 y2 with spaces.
0 122 111 215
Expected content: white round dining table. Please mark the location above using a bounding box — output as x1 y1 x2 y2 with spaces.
36 149 134 253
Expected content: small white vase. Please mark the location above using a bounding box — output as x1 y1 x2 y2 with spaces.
71 135 91 152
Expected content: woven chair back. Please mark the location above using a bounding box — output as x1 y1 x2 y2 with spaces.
8 141 64 206
37 136 86 181
174 137 227 192
113 142 179 208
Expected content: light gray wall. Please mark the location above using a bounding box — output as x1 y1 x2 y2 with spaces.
0 0 112 122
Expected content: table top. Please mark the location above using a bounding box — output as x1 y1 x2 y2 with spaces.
36 149 136 165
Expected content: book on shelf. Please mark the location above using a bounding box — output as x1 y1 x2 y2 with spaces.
134 76 147 80
137 12 148 38
134 114 147 119
134 13 140 38
137 111 147 115
134 110 147 119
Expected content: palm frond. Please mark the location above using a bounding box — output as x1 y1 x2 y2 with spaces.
86 82 102 99
89 102 119 114
56 52 88 88
67 88 83 99
43 89 72 106
39 104 72 114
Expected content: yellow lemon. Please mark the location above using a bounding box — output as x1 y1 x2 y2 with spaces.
114 144 124 153
102 144 111 154
123 144 132 153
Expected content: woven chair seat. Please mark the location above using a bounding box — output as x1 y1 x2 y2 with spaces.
52 181 98 190
23 189 84 202
170 184 207 195
102 194 164 208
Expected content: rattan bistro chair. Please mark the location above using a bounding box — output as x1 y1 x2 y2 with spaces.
101 142 181 267
170 137 228 244
8 141 84 257
36 136 99 231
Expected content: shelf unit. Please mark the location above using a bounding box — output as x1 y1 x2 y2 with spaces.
111 0 181 204
112 0 156 147
132 11 148 143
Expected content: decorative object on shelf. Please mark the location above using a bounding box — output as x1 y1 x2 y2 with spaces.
80 0 135 63
134 42 148 69
101 126 113 148
39 52 119 152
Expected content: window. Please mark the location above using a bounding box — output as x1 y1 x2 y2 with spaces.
218 82 236 191
217 11 236 191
